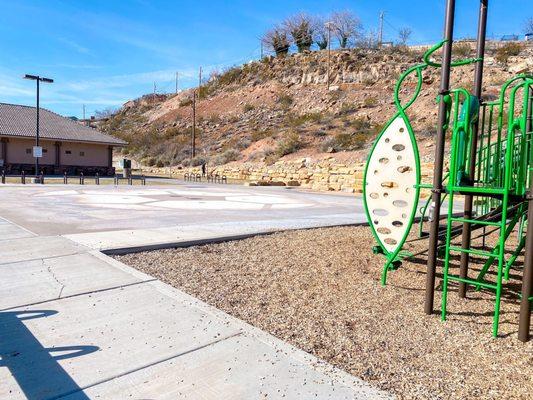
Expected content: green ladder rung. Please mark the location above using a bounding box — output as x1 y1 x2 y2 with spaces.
446 274 498 290
448 246 496 257
449 186 505 195
449 217 502 227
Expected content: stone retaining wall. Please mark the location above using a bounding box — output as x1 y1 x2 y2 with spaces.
148 159 435 193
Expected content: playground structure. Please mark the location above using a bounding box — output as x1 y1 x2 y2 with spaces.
363 0 533 341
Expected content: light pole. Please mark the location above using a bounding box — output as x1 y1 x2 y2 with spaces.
325 22 334 90
23 74 53 180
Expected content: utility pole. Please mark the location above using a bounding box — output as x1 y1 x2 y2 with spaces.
175 72 179 94
198 67 202 97
378 11 384 47
326 21 332 90
191 91 196 159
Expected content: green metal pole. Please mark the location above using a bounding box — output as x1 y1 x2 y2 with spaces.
458 0 488 298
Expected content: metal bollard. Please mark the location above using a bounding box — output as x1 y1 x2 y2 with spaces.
222 175 227 184
1 170 5 184
95 172 100 185
22 171 26 184
63 171 68 184
80 172 84 185
40 170 44 184
141 175 146 185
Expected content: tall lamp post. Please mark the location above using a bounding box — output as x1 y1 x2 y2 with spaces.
23 74 53 180
325 21 334 90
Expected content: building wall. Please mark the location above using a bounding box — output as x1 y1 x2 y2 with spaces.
1 137 110 167
61 141 109 167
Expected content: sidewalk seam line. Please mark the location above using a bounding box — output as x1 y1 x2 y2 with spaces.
46 331 243 400
0 279 157 311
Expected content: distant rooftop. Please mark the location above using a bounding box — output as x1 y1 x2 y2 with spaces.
0 103 126 145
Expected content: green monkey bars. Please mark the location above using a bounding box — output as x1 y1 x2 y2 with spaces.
363 0 533 340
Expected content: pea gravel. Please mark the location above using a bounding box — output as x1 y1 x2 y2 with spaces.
115 225 533 399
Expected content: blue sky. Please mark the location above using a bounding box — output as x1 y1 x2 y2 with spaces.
0 0 530 118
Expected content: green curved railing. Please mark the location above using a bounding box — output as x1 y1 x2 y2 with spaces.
363 40 480 285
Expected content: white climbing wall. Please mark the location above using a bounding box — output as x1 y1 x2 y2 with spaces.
365 116 418 253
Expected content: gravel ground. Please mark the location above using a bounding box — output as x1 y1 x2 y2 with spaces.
116 225 533 399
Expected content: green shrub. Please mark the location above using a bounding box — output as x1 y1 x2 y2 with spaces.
339 102 357 115
453 42 472 57
495 42 523 64
212 149 241 165
275 131 302 157
251 129 274 142
179 98 193 107
287 112 323 126
363 97 378 108
189 156 208 167
243 103 255 112
277 93 294 109
321 133 367 152
217 66 242 86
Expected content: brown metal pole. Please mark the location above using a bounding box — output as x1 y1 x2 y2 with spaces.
424 0 456 315
458 0 489 298
519 85 533 342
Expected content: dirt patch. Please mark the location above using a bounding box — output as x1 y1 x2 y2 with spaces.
115 225 533 399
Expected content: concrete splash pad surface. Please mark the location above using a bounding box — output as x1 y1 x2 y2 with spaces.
0 183 390 399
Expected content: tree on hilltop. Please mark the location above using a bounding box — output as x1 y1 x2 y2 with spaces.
331 11 363 48
285 13 316 52
263 25 290 57
398 27 412 45
524 17 533 33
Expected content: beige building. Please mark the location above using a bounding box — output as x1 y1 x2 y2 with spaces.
0 103 125 175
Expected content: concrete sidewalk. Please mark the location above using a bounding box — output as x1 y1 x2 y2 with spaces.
0 185 390 399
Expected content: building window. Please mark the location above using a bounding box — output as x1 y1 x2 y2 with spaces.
26 148 31 154
65 150 71 154
43 148 48 153
80 151 85 156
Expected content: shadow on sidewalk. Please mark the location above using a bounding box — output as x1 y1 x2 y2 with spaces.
0 310 99 400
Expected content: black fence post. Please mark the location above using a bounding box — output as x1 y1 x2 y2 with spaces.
1 170 5 184
64 171 67 184
96 172 100 185
40 170 44 184
22 170 25 184
141 175 146 185
80 172 84 185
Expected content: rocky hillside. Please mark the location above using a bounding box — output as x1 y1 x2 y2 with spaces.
99 42 532 169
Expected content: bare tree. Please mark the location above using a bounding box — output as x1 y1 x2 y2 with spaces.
263 25 290 57
525 17 533 33
94 107 117 119
285 13 315 52
398 27 412 45
314 16 329 50
331 11 362 48
357 29 379 49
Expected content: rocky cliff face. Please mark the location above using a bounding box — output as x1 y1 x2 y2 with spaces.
100 42 532 175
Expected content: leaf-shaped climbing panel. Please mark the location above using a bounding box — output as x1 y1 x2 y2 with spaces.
365 116 419 254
